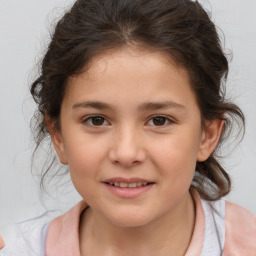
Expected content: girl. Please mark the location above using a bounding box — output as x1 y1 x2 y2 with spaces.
1 0 255 255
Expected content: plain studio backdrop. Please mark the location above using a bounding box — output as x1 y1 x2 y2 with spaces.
0 0 255 229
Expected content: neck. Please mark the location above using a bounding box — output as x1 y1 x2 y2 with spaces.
79 192 195 256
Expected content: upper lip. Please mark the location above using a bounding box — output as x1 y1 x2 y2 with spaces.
102 177 154 183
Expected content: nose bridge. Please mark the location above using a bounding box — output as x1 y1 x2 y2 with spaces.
109 122 145 167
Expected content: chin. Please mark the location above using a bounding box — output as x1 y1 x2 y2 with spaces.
106 210 154 228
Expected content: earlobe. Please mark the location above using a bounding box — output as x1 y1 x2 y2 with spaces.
45 115 68 165
197 119 224 162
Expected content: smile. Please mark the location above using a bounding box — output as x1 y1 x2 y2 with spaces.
103 178 155 198
106 181 152 188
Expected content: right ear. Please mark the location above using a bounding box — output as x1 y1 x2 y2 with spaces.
45 115 68 165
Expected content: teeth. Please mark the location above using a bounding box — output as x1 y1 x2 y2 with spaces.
120 182 128 188
128 183 137 188
108 181 150 188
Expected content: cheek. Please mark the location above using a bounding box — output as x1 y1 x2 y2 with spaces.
150 132 200 184
66 141 106 201
64 137 108 180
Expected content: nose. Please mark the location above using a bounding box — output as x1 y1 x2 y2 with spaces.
108 125 146 168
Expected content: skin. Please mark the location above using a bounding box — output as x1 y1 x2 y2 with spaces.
48 47 223 256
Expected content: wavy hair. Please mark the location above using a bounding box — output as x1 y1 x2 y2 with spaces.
31 0 245 200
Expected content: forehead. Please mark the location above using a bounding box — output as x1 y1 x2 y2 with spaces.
64 47 198 111
83 47 186 81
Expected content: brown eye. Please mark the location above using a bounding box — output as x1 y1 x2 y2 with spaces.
83 115 108 127
152 116 167 126
91 116 105 126
146 116 174 127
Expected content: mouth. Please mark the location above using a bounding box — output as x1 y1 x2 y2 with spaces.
104 181 154 188
102 178 155 197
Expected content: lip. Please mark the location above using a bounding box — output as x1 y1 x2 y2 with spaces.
102 177 153 183
102 177 155 198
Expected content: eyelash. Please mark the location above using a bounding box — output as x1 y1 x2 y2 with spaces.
82 115 109 127
146 116 175 127
82 115 175 127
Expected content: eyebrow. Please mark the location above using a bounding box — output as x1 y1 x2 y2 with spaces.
73 101 113 110
138 101 185 111
72 100 185 111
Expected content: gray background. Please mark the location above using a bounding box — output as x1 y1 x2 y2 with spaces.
0 0 255 229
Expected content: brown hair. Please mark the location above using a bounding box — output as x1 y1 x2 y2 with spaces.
31 0 244 200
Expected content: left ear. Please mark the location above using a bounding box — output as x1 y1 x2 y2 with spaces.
45 115 68 165
197 119 224 162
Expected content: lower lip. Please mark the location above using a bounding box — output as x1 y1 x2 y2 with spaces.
103 183 154 198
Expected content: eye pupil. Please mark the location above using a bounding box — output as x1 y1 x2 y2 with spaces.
92 116 104 126
153 117 166 126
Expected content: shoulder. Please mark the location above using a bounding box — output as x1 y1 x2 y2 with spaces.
0 201 87 256
200 197 226 255
45 200 87 256
199 195 256 255
223 201 256 256
0 214 50 256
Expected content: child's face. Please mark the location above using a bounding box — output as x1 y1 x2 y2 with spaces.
51 47 219 227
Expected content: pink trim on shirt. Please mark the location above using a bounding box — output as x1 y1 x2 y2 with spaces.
223 201 256 256
0 233 5 249
185 189 205 255
46 201 87 256
45 191 206 255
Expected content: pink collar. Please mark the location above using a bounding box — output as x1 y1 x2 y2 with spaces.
46 200 86 256
185 190 205 256
45 191 205 256
0 234 5 249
